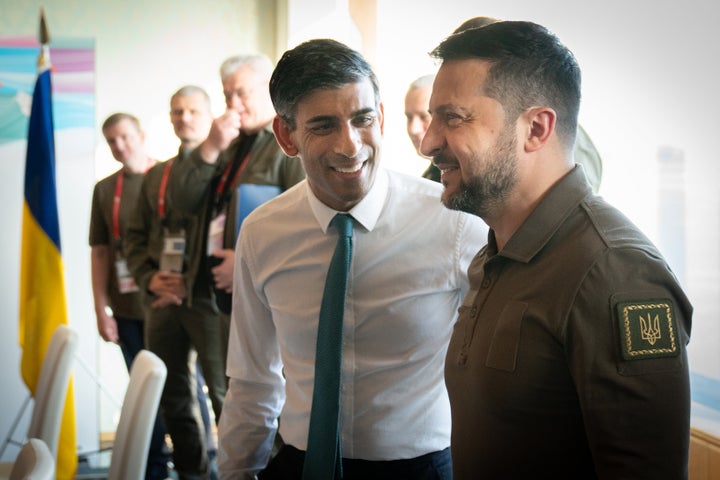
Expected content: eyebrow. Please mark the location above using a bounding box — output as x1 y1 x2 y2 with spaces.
429 104 469 116
306 115 337 125
352 107 377 117
429 104 449 116
305 107 377 125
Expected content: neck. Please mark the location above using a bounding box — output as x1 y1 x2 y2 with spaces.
489 159 574 250
486 210 528 252
181 140 201 152
123 156 154 174
241 117 272 136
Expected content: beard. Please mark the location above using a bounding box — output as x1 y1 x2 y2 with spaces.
441 125 518 218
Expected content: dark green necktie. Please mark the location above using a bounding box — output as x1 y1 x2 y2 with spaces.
302 214 353 480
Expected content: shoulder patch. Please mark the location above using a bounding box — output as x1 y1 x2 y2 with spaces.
616 299 679 360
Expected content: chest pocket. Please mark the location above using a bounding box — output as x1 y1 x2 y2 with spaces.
485 301 527 372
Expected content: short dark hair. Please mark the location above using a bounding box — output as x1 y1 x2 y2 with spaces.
431 21 581 148
220 54 274 81
452 16 499 34
170 85 211 110
269 39 380 130
102 112 141 132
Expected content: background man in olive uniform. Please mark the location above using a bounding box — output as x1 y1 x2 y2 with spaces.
89 112 170 480
125 86 226 480
169 53 305 316
404 74 439 182
422 21 692 479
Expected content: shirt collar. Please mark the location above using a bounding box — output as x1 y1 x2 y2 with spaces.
307 167 389 233
500 165 593 263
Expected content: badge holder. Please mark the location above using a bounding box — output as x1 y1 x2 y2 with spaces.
160 228 186 273
115 255 139 293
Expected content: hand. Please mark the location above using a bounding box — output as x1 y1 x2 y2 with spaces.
200 110 241 164
96 310 119 343
148 271 187 307
150 292 184 309
210 248 235 293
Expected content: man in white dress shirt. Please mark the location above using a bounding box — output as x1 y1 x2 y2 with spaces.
217 38 488 480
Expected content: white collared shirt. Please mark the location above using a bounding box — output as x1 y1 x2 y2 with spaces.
219 168 488 478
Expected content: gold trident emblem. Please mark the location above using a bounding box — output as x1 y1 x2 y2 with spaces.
640 313 661 345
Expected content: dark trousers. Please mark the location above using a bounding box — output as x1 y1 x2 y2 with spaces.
116 316 170 480
145 299 229 479
196 362 217 457
259 445 452 480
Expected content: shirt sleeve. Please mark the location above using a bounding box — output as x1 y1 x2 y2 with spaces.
88 182 109 246
568 246 692 479
218 228 286 478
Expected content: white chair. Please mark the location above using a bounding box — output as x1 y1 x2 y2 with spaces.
8 439 54 480
26 324 79 459
106 349 167 480
0 324 78 478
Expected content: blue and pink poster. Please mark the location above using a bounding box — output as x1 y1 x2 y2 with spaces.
0 36 94 143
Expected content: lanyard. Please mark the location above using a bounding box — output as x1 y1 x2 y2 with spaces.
158 158 174 218
112 172 124 240
215 150 251 199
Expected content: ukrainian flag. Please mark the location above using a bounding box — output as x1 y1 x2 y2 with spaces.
18 14 77 479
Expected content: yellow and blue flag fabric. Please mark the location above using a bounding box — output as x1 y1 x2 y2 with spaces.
18 45 77 479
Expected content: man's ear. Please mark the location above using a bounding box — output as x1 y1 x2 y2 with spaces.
272 115 299 157
378 101 385 135
523 107 556 153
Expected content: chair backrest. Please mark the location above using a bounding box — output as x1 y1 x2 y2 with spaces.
107 350 167 480
27 324 79 459
9 438 55 480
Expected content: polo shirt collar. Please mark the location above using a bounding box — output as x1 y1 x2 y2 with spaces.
500 165 593 263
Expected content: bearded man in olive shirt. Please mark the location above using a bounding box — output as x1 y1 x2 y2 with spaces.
422 21 693 479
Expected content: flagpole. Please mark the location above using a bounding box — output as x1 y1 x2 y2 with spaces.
18 9 78 478
39 8 50 63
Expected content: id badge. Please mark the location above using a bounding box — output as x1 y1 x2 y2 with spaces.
160 229 186 273
207 212 226 255
115 256 139 293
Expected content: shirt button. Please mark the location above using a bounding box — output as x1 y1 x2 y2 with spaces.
457 350 468 366
481 277 491 288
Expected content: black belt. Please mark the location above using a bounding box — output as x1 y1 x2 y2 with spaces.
259 444 452 480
